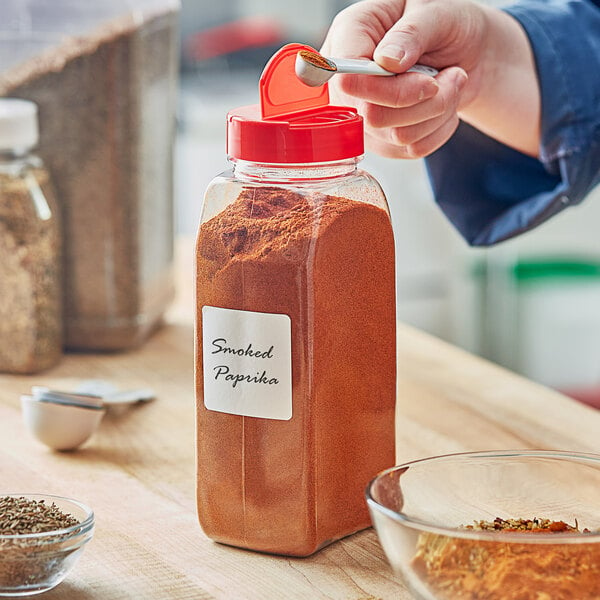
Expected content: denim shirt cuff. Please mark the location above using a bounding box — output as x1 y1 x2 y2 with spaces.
426 0 600 246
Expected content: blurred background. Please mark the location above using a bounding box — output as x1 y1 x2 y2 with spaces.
177 0 600 407
1 0 599 405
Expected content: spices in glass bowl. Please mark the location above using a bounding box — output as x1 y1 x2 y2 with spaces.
0 496 82 592
465 516 589 533
412 517 600 600
0 496 79 535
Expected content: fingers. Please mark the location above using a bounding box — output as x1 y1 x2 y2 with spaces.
338 71 439 109
364 131 411 159
364 115 460 159
319 0 478 159
363 66 468 158
320 8 375 59
373 2 449 72
360 67 463 125
321 0 407 59
366 112 461 158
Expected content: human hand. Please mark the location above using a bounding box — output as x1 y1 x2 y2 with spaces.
320 0 488 158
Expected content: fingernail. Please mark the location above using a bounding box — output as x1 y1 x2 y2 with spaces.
455 72 468 93
378 45 405 64
418 79 439 101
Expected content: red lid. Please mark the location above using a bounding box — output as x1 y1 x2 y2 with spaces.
227 43 364 163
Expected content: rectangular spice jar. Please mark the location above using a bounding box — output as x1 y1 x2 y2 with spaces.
0 0 180 350
195 44 397 557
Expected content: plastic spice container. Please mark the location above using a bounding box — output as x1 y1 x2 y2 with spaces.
0 0 180 350
0 98 62 374
195 44 397 557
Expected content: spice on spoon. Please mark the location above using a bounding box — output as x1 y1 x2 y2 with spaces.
297 50 336 71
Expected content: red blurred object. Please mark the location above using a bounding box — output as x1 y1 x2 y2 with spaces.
184 16 285 61
560 387 600 409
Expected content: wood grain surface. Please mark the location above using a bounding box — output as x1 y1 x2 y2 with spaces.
0 240 598 599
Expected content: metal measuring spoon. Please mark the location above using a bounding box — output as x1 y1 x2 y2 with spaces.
295 50 438 87
31 386 105 409
74 379 155 406
31 382 155 408
22 382 155 451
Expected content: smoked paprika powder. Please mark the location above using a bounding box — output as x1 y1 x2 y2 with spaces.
195 44 396 556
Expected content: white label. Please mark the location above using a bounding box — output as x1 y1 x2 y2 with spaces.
202 306 292 420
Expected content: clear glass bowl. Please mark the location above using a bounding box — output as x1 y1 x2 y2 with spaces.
366 450 600 600
0 494 94 597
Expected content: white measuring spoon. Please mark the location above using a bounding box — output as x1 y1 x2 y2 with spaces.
295 50 438 87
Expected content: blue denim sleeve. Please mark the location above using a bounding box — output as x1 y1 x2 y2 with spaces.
424 0 600 246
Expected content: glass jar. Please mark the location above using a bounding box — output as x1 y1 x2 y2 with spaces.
0 98 62 373
195 45 396 556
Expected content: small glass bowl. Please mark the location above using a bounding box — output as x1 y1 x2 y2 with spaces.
366 450 600 600
0 494 94 597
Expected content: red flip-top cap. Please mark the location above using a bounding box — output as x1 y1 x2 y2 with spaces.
227 43 364 163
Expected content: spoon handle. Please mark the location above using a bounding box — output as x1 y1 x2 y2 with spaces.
332 57 438 77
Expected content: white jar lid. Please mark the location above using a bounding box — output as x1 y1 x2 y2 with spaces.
0 98 39 152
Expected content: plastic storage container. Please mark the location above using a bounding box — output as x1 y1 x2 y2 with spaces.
0 98 62 373
0 0 180 350
474 256 600 408
195 44 397 556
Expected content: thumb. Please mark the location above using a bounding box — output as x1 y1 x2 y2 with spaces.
321 0 406 59
373 6 441 72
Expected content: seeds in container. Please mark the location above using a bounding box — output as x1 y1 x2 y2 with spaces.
0 496 81 590
0 496 79 535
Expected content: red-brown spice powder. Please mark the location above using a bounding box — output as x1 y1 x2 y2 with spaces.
412 518 600 599
195 186 396 556
298 50 336 71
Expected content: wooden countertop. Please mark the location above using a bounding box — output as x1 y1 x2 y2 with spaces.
1 240 599 599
